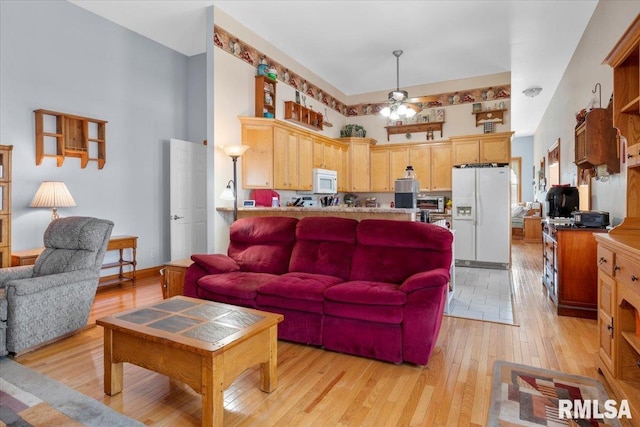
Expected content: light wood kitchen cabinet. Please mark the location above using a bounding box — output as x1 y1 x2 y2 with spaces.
241 118 274 189
338 137 376 192
450 132 513 165
370 148 390 192
312 137 348 191
409 142 452 192
273 126 313 191
390 146 410 186
273 126 299 190
334 143 348 192
370 146 410 192
298 134 313 190
369 142 452 193
428 143 452 191
594 219 640 420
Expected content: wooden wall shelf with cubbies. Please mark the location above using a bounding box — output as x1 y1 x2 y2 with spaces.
284 101 323 131
255 75 277 118
34 109 107 169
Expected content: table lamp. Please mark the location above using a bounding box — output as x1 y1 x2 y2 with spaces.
30 181 76 221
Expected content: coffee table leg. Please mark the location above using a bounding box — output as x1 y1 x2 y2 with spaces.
202 356 224 427
260 325 278 392
103 328 123 395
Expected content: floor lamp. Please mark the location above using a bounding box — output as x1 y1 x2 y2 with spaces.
221 145 250 221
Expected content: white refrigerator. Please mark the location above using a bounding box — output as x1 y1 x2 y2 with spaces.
452 166 510 268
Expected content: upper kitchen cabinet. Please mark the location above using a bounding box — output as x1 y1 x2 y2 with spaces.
240 117 274 189
574 104 619 174
604 14 640 217
450 132 513 165
411 142 453 191
370 146 409 192
369 143 453 193
272 127 312 191
338 137 377 192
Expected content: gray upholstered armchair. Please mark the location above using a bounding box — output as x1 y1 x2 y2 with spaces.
0 217 113 356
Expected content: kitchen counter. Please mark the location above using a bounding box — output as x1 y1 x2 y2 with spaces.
216 206 420 221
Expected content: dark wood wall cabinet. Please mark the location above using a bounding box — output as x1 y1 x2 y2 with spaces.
542 221 606 319
574 105 619 173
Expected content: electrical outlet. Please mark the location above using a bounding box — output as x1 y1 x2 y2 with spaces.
150 249 157 259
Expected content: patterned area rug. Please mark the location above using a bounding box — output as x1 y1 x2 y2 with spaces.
0 357 143 427
489 361 624 426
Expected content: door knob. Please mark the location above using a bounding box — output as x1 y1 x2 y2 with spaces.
171 215 184 220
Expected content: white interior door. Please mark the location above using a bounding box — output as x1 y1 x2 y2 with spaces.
170 138 207 260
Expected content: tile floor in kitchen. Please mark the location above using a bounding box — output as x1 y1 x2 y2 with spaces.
446 266 515 325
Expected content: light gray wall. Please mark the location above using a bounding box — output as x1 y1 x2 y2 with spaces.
0 1 190 268
532 0 640 224
512 135 534 203
187 53 207 145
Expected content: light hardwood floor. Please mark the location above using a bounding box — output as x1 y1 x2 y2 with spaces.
14 241 610 426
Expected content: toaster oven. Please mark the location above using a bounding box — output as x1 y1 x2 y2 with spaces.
416 195 446 212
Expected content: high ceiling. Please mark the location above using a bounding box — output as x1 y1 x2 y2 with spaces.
68 0 599 137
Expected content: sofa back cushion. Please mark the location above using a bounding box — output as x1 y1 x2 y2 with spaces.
228 216 298 274
289 217 358 280
349 220 453 284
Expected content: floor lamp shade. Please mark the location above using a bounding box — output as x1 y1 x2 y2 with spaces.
30 181 76 220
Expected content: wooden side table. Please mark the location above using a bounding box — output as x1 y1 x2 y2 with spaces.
11 235 138 287
161 258 193 299
523 216 542 243
11 248 43 266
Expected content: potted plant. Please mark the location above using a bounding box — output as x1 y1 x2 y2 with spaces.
340 124 367 138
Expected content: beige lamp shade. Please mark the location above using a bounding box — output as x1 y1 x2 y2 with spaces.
30 181 76 220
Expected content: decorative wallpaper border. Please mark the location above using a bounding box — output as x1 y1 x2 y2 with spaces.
213 25 510 118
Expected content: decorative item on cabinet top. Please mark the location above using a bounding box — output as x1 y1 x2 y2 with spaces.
34 109 107 169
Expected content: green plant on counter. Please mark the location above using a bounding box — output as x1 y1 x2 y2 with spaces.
340 124 366 138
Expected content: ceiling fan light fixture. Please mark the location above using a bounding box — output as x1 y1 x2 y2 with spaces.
380 50 420 120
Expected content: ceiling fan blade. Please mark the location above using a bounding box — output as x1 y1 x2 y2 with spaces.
408 103 422 113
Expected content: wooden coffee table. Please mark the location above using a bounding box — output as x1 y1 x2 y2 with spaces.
97 296 283 426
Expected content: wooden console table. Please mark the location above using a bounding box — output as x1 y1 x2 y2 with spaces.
11 235 137 287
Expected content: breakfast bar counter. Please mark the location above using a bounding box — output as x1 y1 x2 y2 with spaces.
216 206 420 221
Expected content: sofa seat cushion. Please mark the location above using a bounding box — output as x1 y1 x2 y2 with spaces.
197 271 277 300
324 281 406 324
257 272 343 313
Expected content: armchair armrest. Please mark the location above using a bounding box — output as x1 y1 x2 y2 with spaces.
191 254 240 274
400 268 450 294
5 269 98 297
0 266 34 287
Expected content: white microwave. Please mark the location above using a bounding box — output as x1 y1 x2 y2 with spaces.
312 168 337 194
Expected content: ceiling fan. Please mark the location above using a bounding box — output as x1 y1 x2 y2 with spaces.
380 50 421 120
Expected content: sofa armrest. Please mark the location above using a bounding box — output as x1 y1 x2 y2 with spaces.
0 266 34 287
399 268 450 294
191 254 240 274
5 269 97 297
